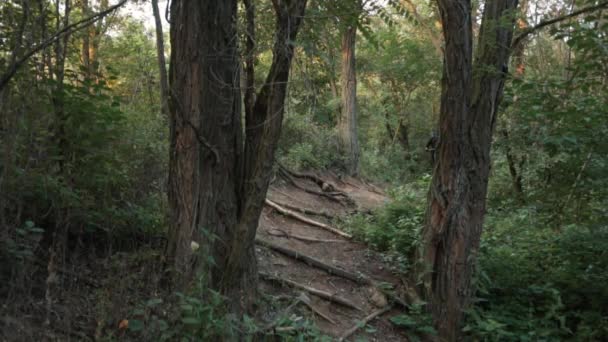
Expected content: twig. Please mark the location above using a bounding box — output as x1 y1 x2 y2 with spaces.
260 272 364 311
267 198 334 219
265 199 352 238
267 228 345 243
297 293 337 324
0 0 129 90
512 1 608 49
338 306 392 341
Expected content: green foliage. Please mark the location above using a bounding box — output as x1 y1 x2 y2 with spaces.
342 175 429 272
127 288 235 341
465 208 608 340
278 110 338 171
390 303 437 341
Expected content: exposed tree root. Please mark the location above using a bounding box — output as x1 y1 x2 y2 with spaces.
267 228 345 243
277 166 355 206
256 238 410 310
298 293 337 324
338 306 392 341
267 198 334 219
256 238 364 283
260 272 364 311
265 199 352 238
278 163 338 191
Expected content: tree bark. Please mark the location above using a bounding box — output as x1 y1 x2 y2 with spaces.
151 0 169 117
165 0 308 315
419 0 519 340
81 0 91 78
165 0 243 298
338 21 360 176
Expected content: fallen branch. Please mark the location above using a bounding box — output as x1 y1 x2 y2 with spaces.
265 199 352 238
268 229 345 243
256 238 410 309
260 272 364 311
338 306 392 341
298 293 337 324
267 198 334 219
256 239 364 283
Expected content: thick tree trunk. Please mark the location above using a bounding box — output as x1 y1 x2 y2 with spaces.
165 0 307 315
151 0 169 117
228 0 307 304
165 0 242 294
420 0 519 340
338 24 360 176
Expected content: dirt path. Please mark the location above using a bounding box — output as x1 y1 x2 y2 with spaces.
257 171 408 341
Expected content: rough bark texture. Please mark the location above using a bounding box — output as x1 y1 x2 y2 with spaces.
151 0 169 117
166 0 243 300
338 24 360 176
420 0 519 340
165 0 307 314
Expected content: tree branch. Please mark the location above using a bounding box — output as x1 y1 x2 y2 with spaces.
0 0 128 91
512 1 608 49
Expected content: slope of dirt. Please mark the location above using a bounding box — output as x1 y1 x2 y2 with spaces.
258 172 408 341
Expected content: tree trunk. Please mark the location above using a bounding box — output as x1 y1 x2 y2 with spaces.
151 0 169 117
81 0 91 78
338 22 360 176
502 129 526 203
165 0 308 315
419 0 519 340
165 0 243 296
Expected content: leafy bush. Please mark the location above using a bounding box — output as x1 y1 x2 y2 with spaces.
465 208 608 340
342 175 429 271
278 111 338 170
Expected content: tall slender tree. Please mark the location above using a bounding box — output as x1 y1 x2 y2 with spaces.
165 0 308 314
151 0 168 117
337 0 361 176
420 0 608 339
419 0 519 339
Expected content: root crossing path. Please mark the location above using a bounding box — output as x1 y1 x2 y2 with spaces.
257 171 409 341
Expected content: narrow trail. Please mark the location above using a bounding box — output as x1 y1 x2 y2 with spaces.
257 170 409 341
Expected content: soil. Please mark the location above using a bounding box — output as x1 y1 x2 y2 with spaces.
257 172 409 341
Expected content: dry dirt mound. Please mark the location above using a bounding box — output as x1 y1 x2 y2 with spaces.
257 168 409 341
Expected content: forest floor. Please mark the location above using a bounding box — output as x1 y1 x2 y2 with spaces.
1 170 411 341
256 169 409 341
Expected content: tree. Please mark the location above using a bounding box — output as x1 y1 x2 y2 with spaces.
420 0 608 339
338 3 361 175
165 0 308 314
418 0 519 339
151 0 168 117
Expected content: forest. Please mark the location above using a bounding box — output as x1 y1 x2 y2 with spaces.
1 0 607 340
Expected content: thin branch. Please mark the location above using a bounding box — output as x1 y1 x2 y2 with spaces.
265 199 352 238
260 272 364 311
338 306 392 341
0 0 129 91
255 238 364 283
512 1 608 49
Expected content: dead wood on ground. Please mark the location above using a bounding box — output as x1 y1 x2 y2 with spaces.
260 272 364 311
338 306 392 341
265 199 352 238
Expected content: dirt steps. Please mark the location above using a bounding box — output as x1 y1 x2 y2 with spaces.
257 173 408 341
